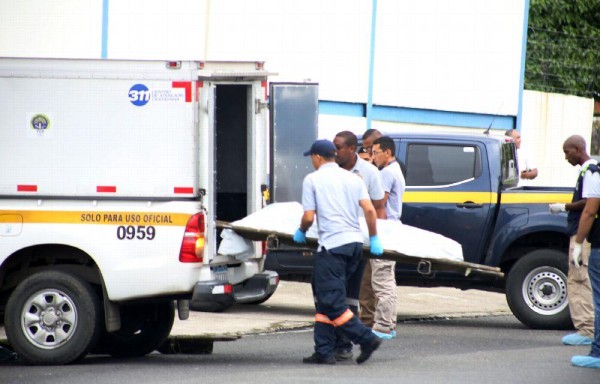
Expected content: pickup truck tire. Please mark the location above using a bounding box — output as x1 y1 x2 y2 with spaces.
4 270 102 365
94 301 175 358
505 249 571 329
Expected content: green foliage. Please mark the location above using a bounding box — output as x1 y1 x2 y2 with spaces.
525 0 600 98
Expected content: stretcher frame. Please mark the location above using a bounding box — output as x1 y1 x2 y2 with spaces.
217 221 504 279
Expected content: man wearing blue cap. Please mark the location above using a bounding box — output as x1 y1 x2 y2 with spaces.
294 139 385 365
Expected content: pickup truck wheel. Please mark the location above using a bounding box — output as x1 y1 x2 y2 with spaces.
505 249 571 329
94 301 175 358
4 271 102 365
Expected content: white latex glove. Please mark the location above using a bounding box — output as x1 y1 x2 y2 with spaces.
549 203 566 214
572 242 582 269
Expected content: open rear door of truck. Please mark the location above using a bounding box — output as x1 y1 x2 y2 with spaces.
269 83 319 203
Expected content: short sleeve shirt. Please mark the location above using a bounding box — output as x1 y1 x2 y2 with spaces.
380 161 405 221
302 162 369 249
349 155 385 201
582 169 600 199
517 147 537 186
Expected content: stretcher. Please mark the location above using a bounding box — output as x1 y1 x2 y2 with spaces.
217 214 503 280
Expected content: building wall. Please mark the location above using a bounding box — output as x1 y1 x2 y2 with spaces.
0 0 526 129
520 90 594 187
2 1 592 187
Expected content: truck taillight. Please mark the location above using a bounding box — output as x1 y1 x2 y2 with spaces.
179 213 205 263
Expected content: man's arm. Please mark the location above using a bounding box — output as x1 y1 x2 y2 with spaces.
359 199 378 236
300 210 315 232
575 198 600 243
521 168 538 180
372 198 387 219
566 198 587 212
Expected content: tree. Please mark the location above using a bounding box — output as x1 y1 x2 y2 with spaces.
525 0 600 99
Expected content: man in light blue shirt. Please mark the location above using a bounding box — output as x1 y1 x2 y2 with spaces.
294 139 384 365
368 136 405 338
333 130 386 359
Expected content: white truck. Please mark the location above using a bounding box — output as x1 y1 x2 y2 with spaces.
0 58 318 365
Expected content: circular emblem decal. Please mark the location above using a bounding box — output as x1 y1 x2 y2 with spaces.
30 114 50 133
129 84 151 106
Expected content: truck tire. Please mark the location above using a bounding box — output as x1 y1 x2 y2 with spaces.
505 249 571 329
94 301 175 358
4 270 102 365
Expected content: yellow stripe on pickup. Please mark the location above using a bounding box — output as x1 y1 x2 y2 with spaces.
404 191 572 205
0 210 192 226
403 191 495 204
500 192 572 204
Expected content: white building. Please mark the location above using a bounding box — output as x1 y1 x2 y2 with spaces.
0 0 593 186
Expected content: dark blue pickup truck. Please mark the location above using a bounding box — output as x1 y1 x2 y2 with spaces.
266 131 573 329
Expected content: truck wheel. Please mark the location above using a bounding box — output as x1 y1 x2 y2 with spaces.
4 270 102 365
505 249 571 329
95 301 175 358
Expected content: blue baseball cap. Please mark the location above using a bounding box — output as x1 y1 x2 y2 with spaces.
303 139 336 157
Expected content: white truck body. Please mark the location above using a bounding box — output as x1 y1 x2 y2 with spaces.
0 58 280 364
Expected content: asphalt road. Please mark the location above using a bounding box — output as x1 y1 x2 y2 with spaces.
1 315 597 384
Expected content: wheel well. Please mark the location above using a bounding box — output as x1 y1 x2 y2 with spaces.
0 244 103 318
499 231 569 273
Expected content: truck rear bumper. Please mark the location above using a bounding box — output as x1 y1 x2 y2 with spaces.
189 271 279 311
189 280 235 312
234 270 279 304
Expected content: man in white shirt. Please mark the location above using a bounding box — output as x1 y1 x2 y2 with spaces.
549 135 595 346
332 130 386 360
368 136 406 339
294 139 384 365
571 155 600 369
506 129 538 185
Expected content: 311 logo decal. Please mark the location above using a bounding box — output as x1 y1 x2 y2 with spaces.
128 84 151 106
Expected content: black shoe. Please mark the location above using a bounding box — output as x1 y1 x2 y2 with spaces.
334 349 353 361
356 337 382 364
302 353 336 365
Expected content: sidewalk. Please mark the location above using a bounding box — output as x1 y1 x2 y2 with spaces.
0 282 512 343
170 281 511 337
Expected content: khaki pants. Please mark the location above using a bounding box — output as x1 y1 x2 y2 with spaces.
569 235 595 338
359 258 397 333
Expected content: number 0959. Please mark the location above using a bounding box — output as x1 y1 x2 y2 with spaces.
117 225 156 240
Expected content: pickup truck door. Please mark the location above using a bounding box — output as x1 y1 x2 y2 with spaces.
396 138 496 264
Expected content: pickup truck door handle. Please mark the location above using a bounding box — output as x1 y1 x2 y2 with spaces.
456 201 483 209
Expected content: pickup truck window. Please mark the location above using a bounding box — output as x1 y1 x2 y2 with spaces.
500 142 519 186
405 144 482 186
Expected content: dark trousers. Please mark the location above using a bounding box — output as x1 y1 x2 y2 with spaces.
589 248 600 357
311 243 375 357
335 258 367 352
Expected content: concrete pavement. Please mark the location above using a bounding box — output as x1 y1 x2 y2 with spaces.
169 281 511 337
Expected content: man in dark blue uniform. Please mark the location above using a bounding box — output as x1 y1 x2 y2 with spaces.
294 139 384 365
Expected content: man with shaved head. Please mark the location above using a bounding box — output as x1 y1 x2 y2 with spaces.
549 135 596 347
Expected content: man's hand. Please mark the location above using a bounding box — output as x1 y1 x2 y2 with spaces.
293 228 307 244
572 242 582 269
369 235 384 256
549 203 566 214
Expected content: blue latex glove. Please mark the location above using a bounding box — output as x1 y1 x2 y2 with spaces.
293 228 307 244
369 235 383 256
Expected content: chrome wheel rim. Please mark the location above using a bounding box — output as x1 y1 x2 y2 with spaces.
21 289 78 350
522 266 568 316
